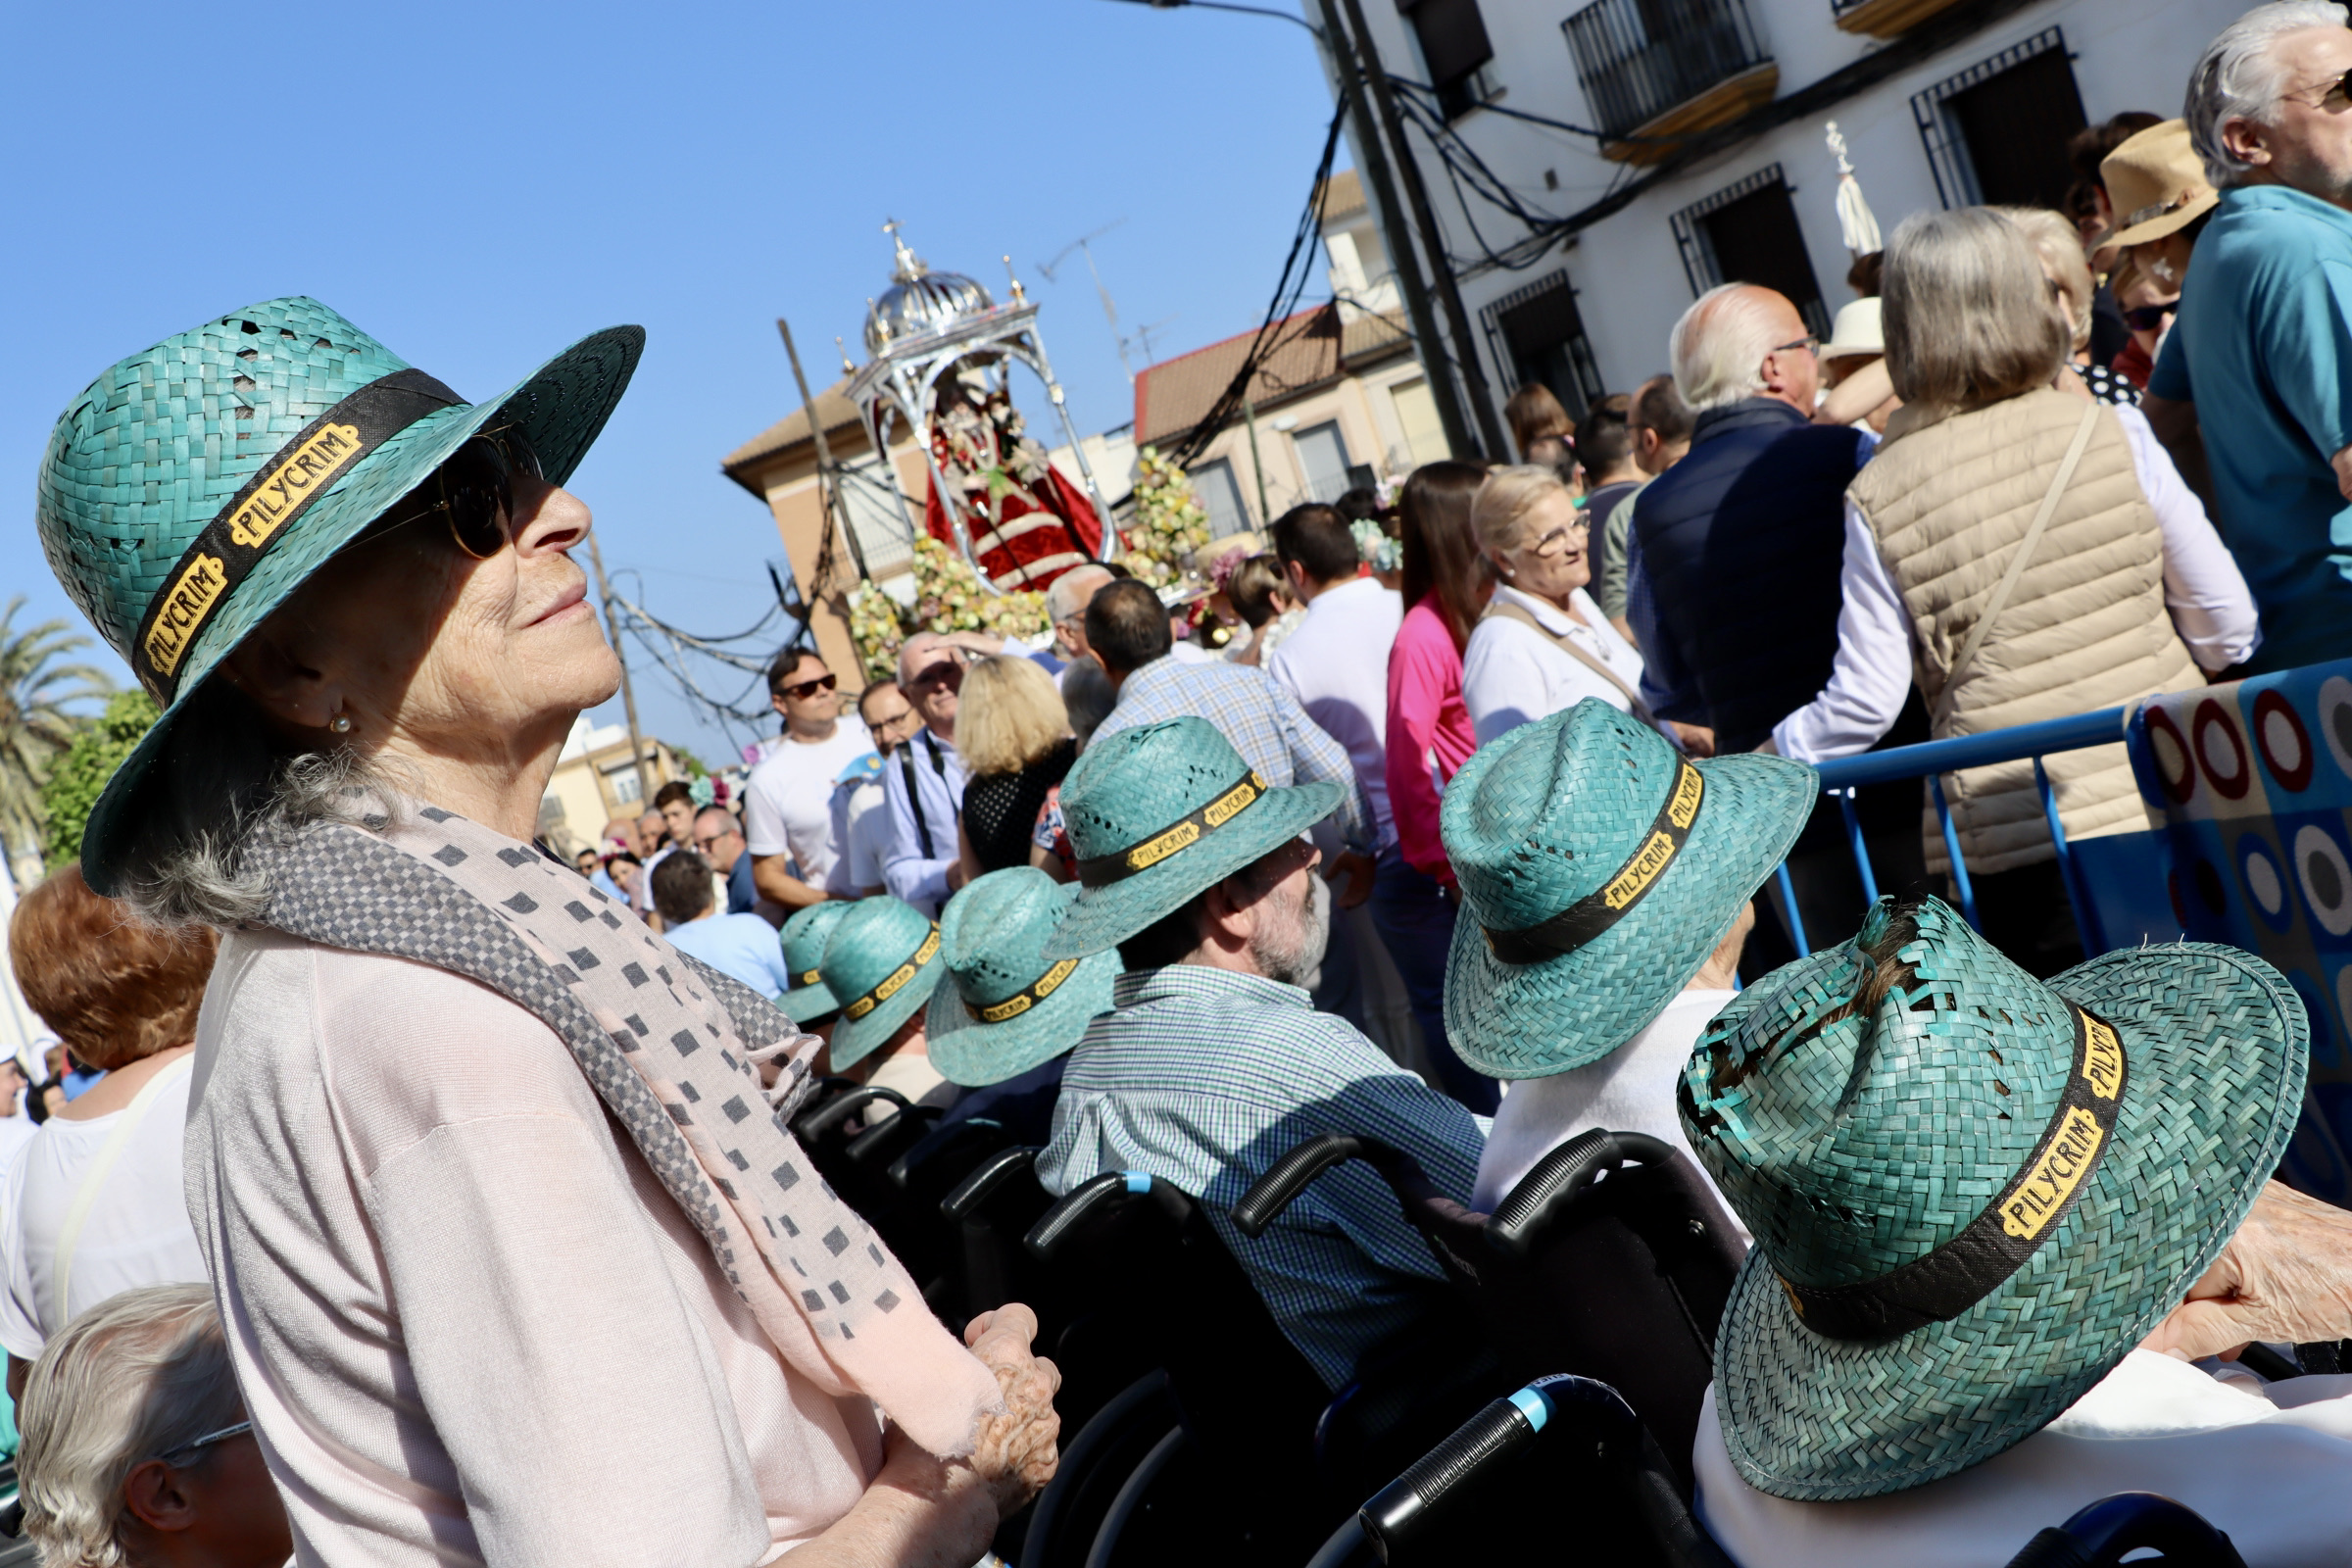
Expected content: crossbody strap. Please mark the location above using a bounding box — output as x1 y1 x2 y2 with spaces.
1931 402 2104 730
1481 598 1657 727
51 1053 193 1328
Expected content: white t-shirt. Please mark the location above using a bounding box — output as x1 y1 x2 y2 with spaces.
1461 583 1645 746
1266 576 1405 848
1696 1351 2352 1568
1471 989 1740 1227
0 1053 206 1361
743 721 874 891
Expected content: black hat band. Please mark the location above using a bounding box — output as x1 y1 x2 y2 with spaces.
1482 760 1704 965
1077 769 1268 889
1778 1002 2129 1342
965 958 1082 1024
842 927 941 1021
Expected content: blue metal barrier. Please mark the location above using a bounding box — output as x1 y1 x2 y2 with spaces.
1778 705 2138 958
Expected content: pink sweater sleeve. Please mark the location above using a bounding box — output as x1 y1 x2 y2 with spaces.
1387 608 1462 888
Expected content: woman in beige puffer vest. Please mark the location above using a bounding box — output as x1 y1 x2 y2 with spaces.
1767 207 2259 974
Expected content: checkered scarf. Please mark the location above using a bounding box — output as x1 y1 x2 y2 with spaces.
241 805 1003 1458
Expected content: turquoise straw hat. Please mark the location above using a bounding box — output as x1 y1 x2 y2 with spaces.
1044 715 1341 960
928 868 1121 1088
1441 701 1814 1075
779 902 854 1024
37 297 642 896
821 897 945 1069
1683 896 2307 1501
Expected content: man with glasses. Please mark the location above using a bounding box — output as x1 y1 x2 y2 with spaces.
828 680 920 899
742 649 869 913
1625 282 1927 972
692 805 761 919
2148 2 2352 672
883 630 1005 914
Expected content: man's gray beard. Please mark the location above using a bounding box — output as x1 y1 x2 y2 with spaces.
1249 872 1331 988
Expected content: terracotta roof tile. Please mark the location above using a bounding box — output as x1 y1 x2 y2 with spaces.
1131 304 1411 450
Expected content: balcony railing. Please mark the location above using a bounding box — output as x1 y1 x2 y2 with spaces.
1562 0 1771 140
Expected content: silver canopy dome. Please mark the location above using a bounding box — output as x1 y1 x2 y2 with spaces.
863 221 995 357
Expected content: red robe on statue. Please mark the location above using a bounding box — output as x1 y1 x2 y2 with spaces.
921 378 1107 593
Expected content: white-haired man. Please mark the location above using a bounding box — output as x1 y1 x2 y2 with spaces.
881 628 1001 914
1045 564 1114 665
1624 282 1925 971
2148 1 2352 672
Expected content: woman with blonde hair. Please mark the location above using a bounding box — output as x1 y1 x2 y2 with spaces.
955 654 1078 881
1458 465 1646 745
2001 205 2139 406
1768 207 2258 972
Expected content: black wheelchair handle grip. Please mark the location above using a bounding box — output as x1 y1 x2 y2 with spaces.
1023 1170 1176 1261
845 1105 933 1166
941 1147 1040 1223
2003 1493 2247 1568
1487 1128 1679 1260
792 1084 912 1141
1232 1135 1365 1238
887 1116 1006 1190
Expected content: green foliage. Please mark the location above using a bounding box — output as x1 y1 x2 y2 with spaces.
0 598 115 870
41 690 157 870
670 746 710 779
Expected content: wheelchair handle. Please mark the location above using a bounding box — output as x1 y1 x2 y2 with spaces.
886 1115 1006 1190
844 1103 938 1166
940 1147 1040 1223
1487 1128 1680 1261
1022 1169 1190 1262
1358 1373 1639 1562
791 1084 912 1142
2004 1493 2247 1568
1232 1135 1366 1238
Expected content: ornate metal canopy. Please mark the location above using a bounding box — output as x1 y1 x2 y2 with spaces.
845 220 1116 594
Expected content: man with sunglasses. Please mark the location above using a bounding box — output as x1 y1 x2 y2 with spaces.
2147 1 2352 674
742 649 870 913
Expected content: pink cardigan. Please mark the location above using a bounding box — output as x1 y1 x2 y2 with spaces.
1386 598 1479 887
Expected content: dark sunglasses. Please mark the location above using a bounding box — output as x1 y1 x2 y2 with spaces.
2124 303 2175 331
376 428 544 559
779 672 838 700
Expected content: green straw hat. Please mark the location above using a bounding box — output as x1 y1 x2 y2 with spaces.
1043 715 1340 960
1682 896 2307 1501
821 897 946 1069
779 902 854 1024
927 868 1121 1088
1441 700 1814 1076
37 297 643 896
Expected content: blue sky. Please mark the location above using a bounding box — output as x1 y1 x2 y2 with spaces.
0 0 1343 762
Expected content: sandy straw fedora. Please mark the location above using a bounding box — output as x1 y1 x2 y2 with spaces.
1441 701 1814 1075
927 867 1121 1087
779 901 854 1025
38 297 642 895
2096 120 2219 251
1684 896 2306 1500
819 897 946 1069
1044 715 1340 960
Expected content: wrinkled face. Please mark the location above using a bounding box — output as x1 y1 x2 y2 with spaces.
2246 26 2352 210
899 635 965 734
1493 490 1592 607
1756 294 1821 412
1239 838 1329 988
238 462 619 773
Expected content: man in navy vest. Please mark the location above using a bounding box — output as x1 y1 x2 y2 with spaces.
1626 283 1929 971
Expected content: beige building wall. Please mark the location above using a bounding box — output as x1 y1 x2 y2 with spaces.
541 735 680 855
1189 350 1446 530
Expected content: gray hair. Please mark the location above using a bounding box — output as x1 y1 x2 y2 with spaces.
1669 284 1788 411
19 1284 245 1568
1470 465 1574 555
106 676 403 930
1045 564 1113 627
1997 206 2097 353
2186 1 2349 186
1883 208 2070 413
1059 655 1117 750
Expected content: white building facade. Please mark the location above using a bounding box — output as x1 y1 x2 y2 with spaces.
1314 0 2246 436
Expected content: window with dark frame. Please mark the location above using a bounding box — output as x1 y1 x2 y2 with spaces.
1671 165 1831 339
1401 0 1495 119
1480 270 1606 425
1911 28 2088 211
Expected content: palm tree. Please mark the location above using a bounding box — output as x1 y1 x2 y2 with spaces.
0 598 112 881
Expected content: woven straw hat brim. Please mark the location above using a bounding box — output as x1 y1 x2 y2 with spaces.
827 959 947 1070
2096 186 2220 252
76 326 646 897
1444 751 1816 1077
924 947 1121 1087
782 980 842 1025
1042 779 1343 960
1716 942 2307 1501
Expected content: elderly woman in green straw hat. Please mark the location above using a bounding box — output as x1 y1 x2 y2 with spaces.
35 299 1058 1568
1442 700 1814 1216
1681 895 2352 1564
819 896 958 1109
1037 715 1486 1392
924 867 1122 1145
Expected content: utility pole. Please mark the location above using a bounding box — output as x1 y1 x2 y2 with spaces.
1332 0 1513 462
1308 0 1475 462
1244 399 1273 524
777 317 868 583
584 531 655 808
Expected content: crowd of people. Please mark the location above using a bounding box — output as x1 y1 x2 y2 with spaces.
13 4 2352 1565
